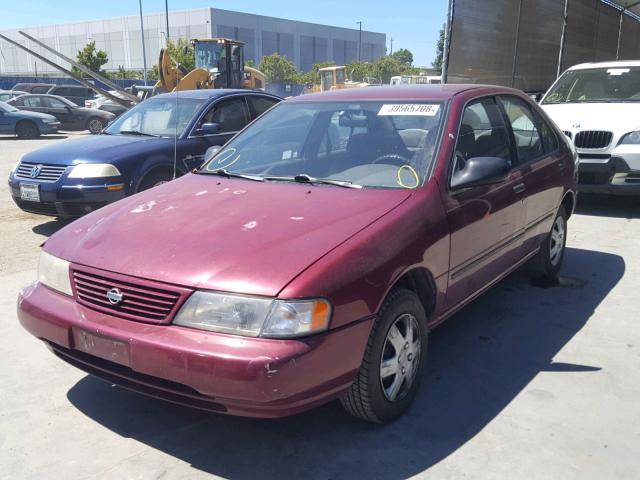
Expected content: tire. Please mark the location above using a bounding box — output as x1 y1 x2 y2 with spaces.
87 117 105 134
528 205 568 282
138 170 174 192
15 121 40 139
340 288 428 424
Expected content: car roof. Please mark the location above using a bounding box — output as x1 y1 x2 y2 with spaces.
567 60 640 70
287 84 520 102
151 89 278 100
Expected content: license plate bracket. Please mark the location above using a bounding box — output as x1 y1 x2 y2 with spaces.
19 183 40 202
72 328 131 367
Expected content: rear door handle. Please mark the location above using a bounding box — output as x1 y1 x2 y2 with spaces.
513 183 526 194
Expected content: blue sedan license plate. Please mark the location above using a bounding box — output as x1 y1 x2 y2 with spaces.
20 183 40 202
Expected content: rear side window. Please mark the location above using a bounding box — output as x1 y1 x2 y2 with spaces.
247 96 279 119
456 98 512 166
500 96 544 164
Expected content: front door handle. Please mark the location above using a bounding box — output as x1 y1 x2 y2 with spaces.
513 183 526 195
558 161 566 171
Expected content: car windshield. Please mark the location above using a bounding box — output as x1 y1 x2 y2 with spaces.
543 66 640 104
201 101 445 189
0 101 18 113
104 96 206 137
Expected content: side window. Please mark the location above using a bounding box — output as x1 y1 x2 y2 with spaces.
200 97 249 133
532 110 559 153
500 96 544 163
22 96 43 108
247 96 279 120
31 86 50 94
45 98 67 109
54 87 69 96
11 96 25 106
455 98 512 171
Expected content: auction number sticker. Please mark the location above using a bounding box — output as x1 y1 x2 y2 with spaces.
378 104 440 116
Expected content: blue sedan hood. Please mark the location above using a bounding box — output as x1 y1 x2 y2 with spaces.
21 134 175 166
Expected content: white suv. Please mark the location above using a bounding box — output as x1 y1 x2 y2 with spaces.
541 61 640 195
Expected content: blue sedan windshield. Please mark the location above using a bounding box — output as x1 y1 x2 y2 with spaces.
105 97 206 138
0 101 19 113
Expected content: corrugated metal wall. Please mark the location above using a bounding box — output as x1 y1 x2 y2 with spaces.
447 0 640 92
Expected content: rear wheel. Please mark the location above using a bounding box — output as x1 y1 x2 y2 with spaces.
87 117 105 134
15 121 39 139
340 289 428 424
138 170 174 192
528 206 568 282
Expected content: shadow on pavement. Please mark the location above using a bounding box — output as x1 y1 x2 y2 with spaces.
32 219 73 237
576 193 640 219
66 247 624 479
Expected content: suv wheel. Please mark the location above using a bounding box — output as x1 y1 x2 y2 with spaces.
340 288 428 424
15 121 39 139
87 117 105 134
529 206 568 281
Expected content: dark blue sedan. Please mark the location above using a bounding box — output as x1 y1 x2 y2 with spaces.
8 89 281 218
0 101 61 138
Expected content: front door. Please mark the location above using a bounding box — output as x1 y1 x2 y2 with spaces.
43 97 78 129
440 97 526 311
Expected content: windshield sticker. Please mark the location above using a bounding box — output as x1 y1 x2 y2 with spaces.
379 104 440 116
397 165 420 189
607 68 630 76
206 148 240 170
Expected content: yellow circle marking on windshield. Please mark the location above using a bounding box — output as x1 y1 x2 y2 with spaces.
206 148 241 170
397 165 420 189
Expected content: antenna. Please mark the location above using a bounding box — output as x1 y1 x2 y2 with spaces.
173 88 178 180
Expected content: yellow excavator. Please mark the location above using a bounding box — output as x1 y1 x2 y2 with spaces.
307 66 372 93
157 38 266 92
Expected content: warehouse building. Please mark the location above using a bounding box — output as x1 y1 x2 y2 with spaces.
0 8 386 74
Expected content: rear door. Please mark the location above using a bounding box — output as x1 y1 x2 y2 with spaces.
441 97 526 310
498 95 566 254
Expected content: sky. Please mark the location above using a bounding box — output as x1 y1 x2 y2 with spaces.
0 0 448 67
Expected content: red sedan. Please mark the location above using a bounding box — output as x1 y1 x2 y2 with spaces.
18 85 577 423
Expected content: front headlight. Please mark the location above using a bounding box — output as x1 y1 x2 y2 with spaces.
38 251 72 296
619 131 640 145
68 163 121 179
173 291 331 338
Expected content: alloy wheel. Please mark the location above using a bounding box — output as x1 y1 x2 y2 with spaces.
379 313 421 402
549 215 566 266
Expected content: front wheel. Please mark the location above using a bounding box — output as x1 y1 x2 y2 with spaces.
528 206 568 282
87 117 105 134
137 170 174 192
340 289 428 424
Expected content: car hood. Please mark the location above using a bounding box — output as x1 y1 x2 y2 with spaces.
541 103 640 133
44 174 412 297
20 134 174 165
13 110 57 122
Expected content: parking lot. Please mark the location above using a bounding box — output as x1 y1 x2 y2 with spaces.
1 133 640 479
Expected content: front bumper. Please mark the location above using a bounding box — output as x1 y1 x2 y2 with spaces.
577 147 640 195
17 282 373 418
9 174 126 218
40 122 61 134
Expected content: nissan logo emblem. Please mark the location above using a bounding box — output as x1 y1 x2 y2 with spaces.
106 288 124 305
30 164 42 178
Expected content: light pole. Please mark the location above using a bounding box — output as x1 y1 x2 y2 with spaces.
357 21 362 62
165 0 170 44
139 0 148 85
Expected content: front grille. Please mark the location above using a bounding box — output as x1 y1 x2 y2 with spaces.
574 131 613 149
15 162 67 183
72 268 190 324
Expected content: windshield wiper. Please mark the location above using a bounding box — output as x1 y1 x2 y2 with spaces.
199 168 265 182
119 130 159 137
263 174 363 189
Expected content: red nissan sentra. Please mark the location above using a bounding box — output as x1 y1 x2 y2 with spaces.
18 85 577 423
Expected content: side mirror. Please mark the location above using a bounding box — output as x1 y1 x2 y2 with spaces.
451 156 511 190
204 145 223 162
65 106 73 112
196 122 221 136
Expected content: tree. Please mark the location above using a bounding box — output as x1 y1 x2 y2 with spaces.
245 59 256 68
72 41 108 77
391 48 414 66
112 65 144 80
348 61 375 82
432 24 445 71
165 38 195 71
259 53 299 83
